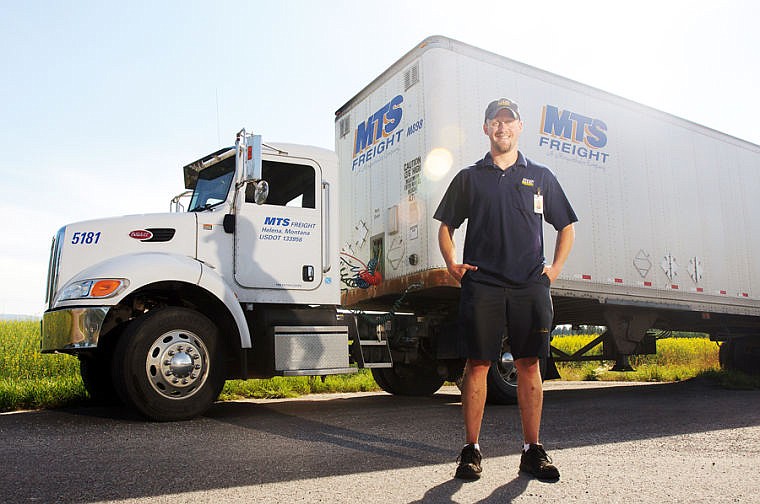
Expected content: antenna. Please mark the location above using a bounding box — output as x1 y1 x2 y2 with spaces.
215 88 221 146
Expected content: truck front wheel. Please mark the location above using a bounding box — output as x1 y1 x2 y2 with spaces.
112 307 226 421
80 354 118 404
79 326 122 404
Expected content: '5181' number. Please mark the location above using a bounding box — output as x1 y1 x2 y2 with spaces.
71 232 101 245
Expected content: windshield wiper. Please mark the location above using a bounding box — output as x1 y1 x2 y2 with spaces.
190 203 215 212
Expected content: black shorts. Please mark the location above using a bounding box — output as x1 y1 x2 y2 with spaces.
458 274 553 361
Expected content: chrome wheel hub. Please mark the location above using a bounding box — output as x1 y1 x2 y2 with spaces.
145 330 209 399
498 351 518 387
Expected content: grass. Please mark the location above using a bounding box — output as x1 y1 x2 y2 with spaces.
1 321 757 413
0 320 86 411
220 371 379 401
552 334 722 383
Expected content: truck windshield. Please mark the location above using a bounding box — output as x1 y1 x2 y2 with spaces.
188 157 235 212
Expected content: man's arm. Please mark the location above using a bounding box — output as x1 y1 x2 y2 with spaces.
542 223 575 283
438 222 477 282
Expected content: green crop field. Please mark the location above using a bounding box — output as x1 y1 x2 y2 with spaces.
551 333 720 382
0 320 85 411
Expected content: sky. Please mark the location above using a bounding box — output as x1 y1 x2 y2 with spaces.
1 0 759 316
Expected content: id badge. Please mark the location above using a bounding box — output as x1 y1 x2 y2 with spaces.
534 193 544 214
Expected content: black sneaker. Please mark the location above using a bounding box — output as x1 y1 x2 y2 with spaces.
455 444 482 480
519 444 560 480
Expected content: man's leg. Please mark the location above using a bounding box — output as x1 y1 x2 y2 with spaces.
514 356 542 444
462 359 492 444
515 355 559 480
455 280 504 480
455 358 491 480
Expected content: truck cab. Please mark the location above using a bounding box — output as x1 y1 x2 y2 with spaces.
41 131 361 421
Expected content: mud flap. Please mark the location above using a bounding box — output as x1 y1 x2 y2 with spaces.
544 354 561 380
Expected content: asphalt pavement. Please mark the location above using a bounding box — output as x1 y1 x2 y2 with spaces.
1 379 758 503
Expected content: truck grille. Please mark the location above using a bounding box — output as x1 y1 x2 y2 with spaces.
45 227 65 309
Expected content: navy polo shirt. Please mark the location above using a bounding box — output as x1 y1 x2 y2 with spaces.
434 151 577 286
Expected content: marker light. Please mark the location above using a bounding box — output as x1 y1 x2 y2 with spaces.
57 278 129 301
90 279 125 297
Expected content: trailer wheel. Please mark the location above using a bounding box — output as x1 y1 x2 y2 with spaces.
719 338 760 375
718 340 731 369
484 348 547 405
371 362 445 396
112 307 226 421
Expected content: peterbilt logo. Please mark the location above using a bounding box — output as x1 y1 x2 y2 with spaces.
129 230 153 241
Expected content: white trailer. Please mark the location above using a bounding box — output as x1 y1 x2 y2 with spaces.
335 35 760 393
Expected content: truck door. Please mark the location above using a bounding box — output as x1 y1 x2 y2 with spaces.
234 158 322 290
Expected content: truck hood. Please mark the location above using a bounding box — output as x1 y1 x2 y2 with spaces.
50 212 198 306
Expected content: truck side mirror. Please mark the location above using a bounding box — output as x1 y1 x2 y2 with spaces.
245 180 270 205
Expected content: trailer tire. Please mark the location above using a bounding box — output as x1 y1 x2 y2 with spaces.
371 362 445 396
112 307 226 421
718 340 731 369
719 338 760 375
484 349 547 405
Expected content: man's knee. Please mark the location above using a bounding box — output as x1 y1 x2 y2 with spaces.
514 356 540 374
464 359 491 379
466 359 492 370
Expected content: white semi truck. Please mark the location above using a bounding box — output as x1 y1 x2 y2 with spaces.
42 36 760 421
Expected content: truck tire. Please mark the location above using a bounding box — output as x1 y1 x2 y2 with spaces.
719 338 760 375
718 340 731 369
79 326 122 404
80 354 118 404
371 362 445 396
370 367 398 394
111 307 226 421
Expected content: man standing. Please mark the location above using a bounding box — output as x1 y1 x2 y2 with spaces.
434 98 577 481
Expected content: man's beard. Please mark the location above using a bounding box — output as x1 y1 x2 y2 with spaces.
492 137 513 153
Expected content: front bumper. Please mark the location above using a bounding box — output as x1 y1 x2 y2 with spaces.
41 307 109 352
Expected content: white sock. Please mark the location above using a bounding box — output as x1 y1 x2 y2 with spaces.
524 442 543 452
466 443 481 452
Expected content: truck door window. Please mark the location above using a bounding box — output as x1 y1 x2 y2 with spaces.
247 160 316 208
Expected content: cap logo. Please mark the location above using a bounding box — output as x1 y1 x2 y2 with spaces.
485 97 520 122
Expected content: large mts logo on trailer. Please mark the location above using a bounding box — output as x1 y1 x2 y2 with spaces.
538 105 610 165
352 95 422 171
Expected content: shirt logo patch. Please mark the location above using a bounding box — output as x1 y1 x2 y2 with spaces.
521 178 535 187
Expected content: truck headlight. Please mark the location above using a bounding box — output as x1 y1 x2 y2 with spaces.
57 279 129 301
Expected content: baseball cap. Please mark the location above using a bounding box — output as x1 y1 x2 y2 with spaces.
484 98 520 122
